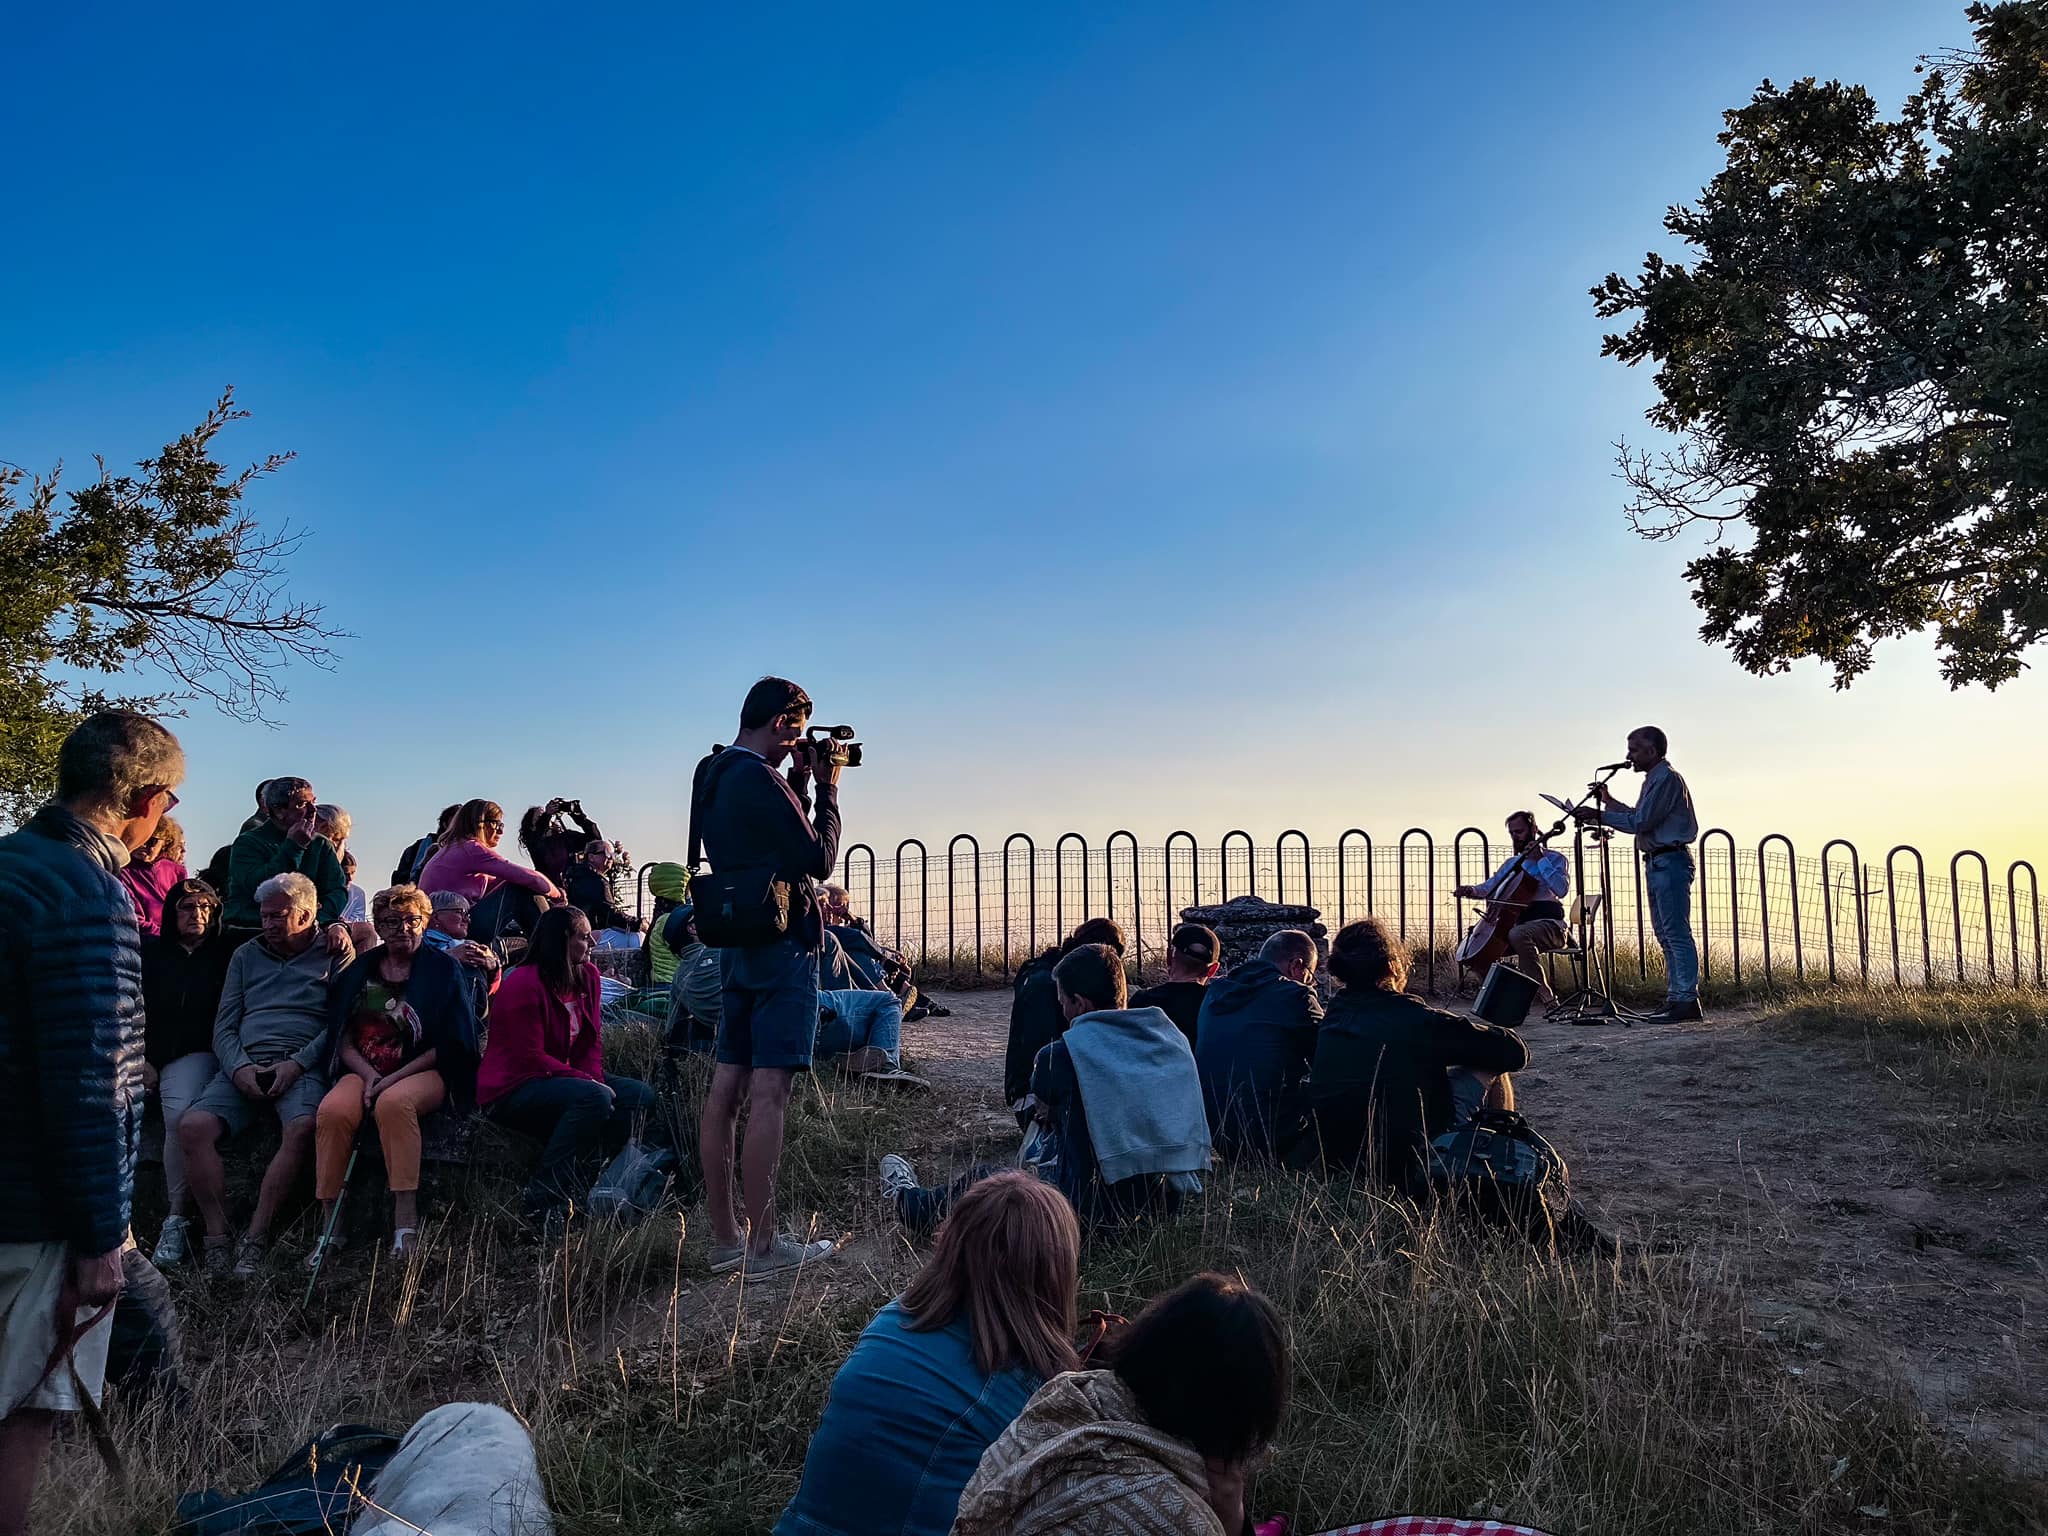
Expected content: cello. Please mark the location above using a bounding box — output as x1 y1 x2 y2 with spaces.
1454 841 1550 973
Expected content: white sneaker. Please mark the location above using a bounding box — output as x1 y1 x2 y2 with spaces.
741 1233 838 1276
879 1154 918 1203
230 1237 268 1279
152 1215 193 1268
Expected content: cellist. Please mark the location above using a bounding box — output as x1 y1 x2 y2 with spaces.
1453 811 1571 1007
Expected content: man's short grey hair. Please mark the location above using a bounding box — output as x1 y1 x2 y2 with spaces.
1260 929 1319 973
254 871 317 915
313 804 351 843
261 776 314 815
429 890 472 914
55 711 184 814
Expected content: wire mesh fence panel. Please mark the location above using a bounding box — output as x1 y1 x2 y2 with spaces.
817 831 2045 990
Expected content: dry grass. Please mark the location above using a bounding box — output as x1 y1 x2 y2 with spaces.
31 1006 2048 1535
1766 986 2048 1184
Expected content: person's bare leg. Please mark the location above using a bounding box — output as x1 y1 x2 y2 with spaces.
0 1410 56 1536
248 1119 316 1240
180 1113 232 1239
700 1065 750 1251
740 1069 795 1257
1485 1071 1516 1112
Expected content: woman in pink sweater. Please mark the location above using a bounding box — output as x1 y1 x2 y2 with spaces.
420 798 561 946
476 906 652 1225
120 814 190 938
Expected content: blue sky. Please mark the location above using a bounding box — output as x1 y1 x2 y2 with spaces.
7 1 2042 876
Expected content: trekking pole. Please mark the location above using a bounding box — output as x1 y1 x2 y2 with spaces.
301 1123 368 1309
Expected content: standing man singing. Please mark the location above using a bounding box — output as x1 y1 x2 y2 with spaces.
694 678 843 1276
1578 725 1702 1021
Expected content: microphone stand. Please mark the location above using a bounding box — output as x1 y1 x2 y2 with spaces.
1547 765 1643 1028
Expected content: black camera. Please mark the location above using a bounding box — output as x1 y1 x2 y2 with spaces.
805 724 863 768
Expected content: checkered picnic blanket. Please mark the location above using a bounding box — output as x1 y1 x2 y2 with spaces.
1306 1521 1553 1536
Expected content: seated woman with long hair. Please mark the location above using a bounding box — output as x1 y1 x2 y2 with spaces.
477 905 652 1226
311 885 481 1262
420 798 562 944
955 1272 1290 1536
776 1173 1081 1536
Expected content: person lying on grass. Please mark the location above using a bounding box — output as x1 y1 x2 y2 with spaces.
776 1173 1081 1536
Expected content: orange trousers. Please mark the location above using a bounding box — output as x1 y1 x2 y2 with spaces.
314 1071 445 1199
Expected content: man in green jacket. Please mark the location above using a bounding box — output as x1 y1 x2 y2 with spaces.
224 776 348 933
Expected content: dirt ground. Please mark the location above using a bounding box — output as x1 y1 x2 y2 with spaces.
900 988 2048 1474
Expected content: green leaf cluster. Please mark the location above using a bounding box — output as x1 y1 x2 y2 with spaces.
1594 1 2048 689
0 389 340 823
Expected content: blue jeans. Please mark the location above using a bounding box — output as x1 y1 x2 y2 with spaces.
1645 849 1699 1002
814 989 901 1067
486 1073 654 1215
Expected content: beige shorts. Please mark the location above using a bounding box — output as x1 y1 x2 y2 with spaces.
0 1242 115 1416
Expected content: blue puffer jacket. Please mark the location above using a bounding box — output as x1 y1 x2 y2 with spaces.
0 803 146 1255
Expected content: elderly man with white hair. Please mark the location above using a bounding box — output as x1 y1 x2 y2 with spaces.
179 871 354 1277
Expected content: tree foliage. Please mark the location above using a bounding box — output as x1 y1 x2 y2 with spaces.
0 390 340 821
1593 1 2048 689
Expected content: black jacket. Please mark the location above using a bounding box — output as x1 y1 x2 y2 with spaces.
0 804 146 1255
1289 986 1528 1193
327 943 483 1109
693 748 841 947
1193 960 1324 1160
142 931 235 1069
567 865 638 933
1130 980 1207 1051
1004 955 1061 1118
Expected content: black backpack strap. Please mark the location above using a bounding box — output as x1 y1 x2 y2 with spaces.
686 749 728 874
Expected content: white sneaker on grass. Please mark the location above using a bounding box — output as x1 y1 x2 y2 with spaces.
230 1237 268 1279
879 1154 918 1204
151 1215 192 1268
741 1234 838 1277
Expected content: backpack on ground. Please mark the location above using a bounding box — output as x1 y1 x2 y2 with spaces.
1427 1107 1569 1236
174 1423 401 1535
588 1137 676 1226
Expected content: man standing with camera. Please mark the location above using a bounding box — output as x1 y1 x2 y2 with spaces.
692 677 844 1275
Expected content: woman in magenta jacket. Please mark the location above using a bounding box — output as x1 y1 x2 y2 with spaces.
420 798 561 946
477 905 651 1224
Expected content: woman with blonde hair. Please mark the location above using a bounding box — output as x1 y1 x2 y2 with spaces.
420 797 561 944
775 1173 1081 1536
120 812 188 937
309 885 480 1262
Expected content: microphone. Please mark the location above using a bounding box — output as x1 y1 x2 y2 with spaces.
1596 761 1631 772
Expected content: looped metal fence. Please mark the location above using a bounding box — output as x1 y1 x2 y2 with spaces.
635 825 2043 993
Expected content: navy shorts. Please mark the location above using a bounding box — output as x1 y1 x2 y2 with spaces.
717 937 820 1071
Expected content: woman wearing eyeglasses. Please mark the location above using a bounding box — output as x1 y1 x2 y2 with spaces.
419 798 563 945
141 875 233 1267
309 885 481 1262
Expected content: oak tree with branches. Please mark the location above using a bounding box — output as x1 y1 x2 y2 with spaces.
0 389 341 821
1593 1 2048 689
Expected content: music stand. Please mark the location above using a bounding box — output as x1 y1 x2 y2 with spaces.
1546 812 1643 1027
